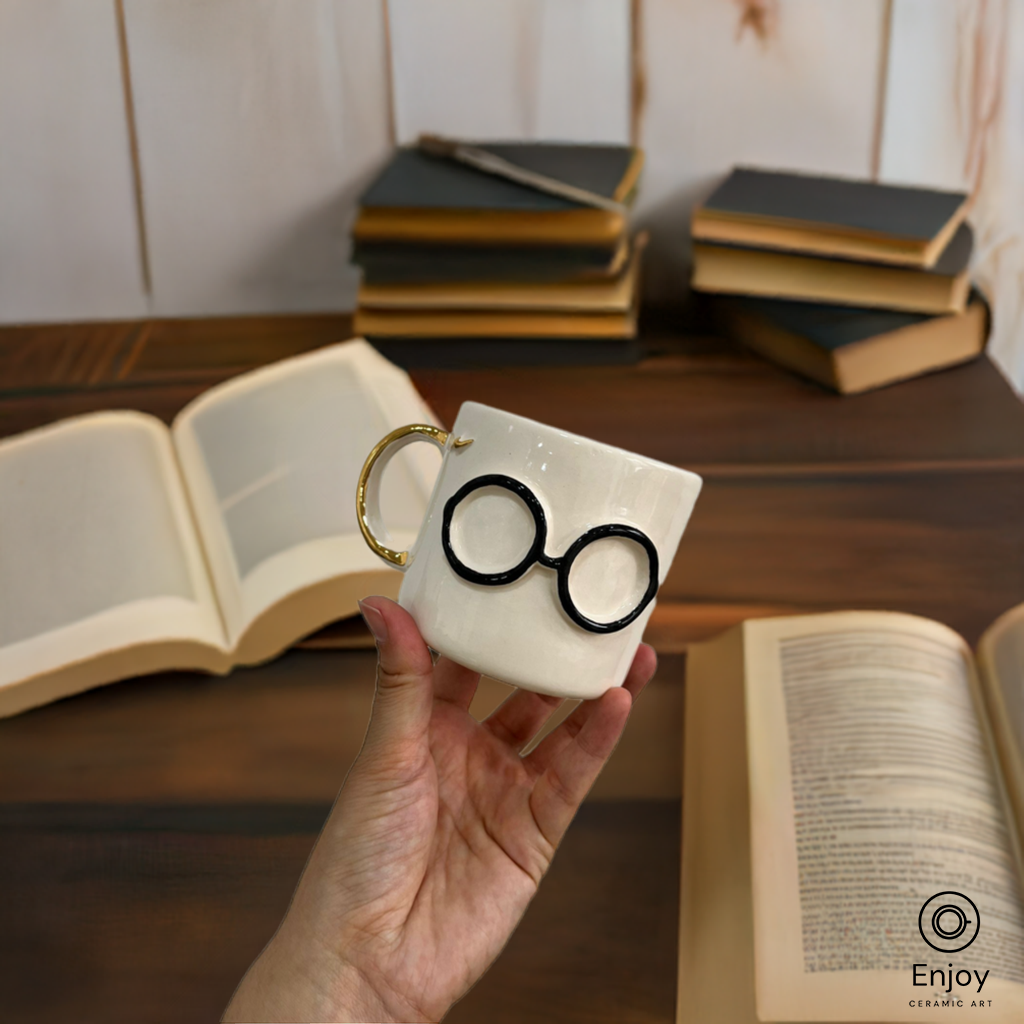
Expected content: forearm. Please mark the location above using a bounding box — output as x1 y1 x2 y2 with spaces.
222 923 409 1024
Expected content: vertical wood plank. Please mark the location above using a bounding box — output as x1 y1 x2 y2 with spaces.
880 0 1024 393
0 2 147 323
124 0 392 316
387 0 631 144
636 0 889 300
877 0 967 191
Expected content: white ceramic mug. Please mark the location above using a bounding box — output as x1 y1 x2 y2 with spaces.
356 402 702 700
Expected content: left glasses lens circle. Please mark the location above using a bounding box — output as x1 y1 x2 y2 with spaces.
442 474 547 585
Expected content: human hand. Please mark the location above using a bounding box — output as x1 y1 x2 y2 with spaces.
223 595 656 1023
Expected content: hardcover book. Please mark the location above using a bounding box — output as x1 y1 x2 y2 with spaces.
692 222 973 315
353 206 625 247
715 290 989 394
352 238 627 285
360 143 642 211
354 143 642 247
357 241 641 314
355 236 644 339
692 168 969 268
352 306 637 340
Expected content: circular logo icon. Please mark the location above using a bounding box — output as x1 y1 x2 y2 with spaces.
919 892 980 952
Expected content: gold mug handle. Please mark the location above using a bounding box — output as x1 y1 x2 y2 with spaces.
356 424 472 568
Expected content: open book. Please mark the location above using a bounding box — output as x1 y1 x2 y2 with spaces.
679 606 1024 1023
0 340 439 718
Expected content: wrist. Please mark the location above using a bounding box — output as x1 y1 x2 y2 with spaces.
224 922 406 1023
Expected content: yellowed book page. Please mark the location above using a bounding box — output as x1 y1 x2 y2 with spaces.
0 412 227 716
352 206 625 246
978 604 1024 850
745 612 1024 1022
692 244 968 314
690 199 966 269
678 625 760 1024
352 306 636 339
358 250 637 312
172 339 437 654
836 300 987 395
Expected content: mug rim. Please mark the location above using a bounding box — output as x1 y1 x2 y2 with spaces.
456 400 703 486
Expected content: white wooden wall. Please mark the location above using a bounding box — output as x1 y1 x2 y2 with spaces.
879 0 1024 393
0 3 146 321
123 0 393 316
1 0 1021 390
635 0 889 300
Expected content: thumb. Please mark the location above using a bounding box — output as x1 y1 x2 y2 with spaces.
358 596 435 763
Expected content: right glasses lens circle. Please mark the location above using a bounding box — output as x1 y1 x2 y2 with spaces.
442 475 546 585
559 525 658 633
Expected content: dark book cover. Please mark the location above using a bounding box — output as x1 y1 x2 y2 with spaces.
352 241 621 284
726 288 988 351
702 168 968 243
369 336 643 369
360 143 639 212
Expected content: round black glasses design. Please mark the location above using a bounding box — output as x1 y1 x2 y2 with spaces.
440 473 659 634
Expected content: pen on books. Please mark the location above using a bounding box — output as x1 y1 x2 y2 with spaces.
416 133 628 215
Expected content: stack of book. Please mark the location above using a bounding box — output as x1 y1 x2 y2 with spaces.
691 168 989 394
351 141 644 352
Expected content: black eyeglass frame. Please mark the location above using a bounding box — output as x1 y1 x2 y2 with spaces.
440 473 659 635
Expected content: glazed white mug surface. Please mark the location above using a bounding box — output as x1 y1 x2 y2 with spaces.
357 402 702 700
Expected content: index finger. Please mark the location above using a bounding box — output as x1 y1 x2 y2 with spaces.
527 685 633 850
525 645 657 848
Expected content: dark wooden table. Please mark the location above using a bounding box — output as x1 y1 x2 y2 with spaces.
2 316 1023 1023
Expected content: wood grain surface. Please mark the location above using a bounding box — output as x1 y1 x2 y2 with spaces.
0 651 686 806
880 0 1024 393
0 647 685 1024
1 315 1022 1022
0 801 679 1024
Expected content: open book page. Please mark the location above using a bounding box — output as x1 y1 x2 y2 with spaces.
745 612 1024 1022
172 339 439 659
678 625 760 1024
0 413 227 716
979 604 1024 855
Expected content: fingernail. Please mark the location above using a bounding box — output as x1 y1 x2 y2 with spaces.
358 600 389 643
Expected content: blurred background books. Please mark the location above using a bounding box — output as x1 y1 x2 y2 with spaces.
692 167 989 394
349 149 993 387
352 141 645 362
